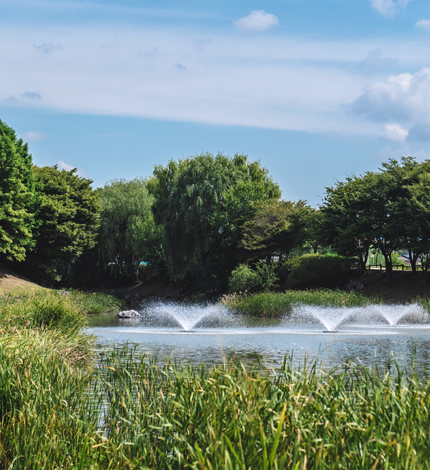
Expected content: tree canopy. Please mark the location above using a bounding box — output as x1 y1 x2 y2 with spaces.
150 153 281 283
321 157 430 277
0 120 38 262
22 166 100 283
98 178 163 282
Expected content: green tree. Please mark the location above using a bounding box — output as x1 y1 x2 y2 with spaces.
0 120 38 262
321 157 430 278
320 174 373 273
22 166 100 284
241 199 308 263
98 178 163 283
150 153 280 283
381 158 430 272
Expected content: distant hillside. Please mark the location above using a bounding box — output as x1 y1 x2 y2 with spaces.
0 265 44 295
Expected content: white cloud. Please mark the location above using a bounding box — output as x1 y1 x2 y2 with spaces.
57 160 75 171
382 123 408 141
348 68 430 141
0 23 429 137
234 11 279 33
57 160 88 177
22 130 46 141
370 0 410 17
348 68 430 122
359 49 397 71
416 19 430 31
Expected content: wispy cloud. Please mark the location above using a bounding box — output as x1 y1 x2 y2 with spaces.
381 123 408 141
22 130 47 141
234 11 279 33
369 0 410 17
359 49 397 71
0 23 427 137
416 19 430 31
58 160 88 177
33 43 62 53
22 91 42 100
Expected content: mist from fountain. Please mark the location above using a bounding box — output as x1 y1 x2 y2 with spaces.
290 303 429 331
142 302 240 331
370 304 428 326
290 305 359 332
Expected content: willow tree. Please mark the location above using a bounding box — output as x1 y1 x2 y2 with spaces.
150 153 280 283
0 120 38 262
99 178 162 283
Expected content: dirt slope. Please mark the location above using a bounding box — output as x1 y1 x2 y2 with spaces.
0 265 44 295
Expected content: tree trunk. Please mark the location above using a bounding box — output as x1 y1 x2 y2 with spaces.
385 256 392 282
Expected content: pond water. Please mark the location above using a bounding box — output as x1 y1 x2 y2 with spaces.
87 302 430 372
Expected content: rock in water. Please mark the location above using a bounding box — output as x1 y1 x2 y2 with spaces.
116 310 141 319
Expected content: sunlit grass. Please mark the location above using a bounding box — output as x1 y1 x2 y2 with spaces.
2 345 430 469
221 289 377 317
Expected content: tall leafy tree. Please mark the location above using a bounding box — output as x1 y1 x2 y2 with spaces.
0 120 38 262
98 178 163 283
150 153 280 283
241 199 308 262
321 174 373 273
22 166 100 284
321 157 430 278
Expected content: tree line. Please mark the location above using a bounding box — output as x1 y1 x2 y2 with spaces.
1 117 429 289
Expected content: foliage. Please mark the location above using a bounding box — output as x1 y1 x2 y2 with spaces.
283 253 353 290
20 166 100 284
5 345 430 469
241 199 309 262
0 290 121 332
221 289 372 317
228 261 279 293
0 120 38 262
150 153 280 283
228 263 260 292
99 178 164 282
321 157 430 277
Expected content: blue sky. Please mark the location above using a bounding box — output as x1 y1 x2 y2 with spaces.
2 0 430 205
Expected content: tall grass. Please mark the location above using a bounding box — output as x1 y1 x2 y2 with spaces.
3 346 430 469
221 289 377 317
0 290 122 332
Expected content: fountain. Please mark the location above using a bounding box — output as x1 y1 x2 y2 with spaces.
290 303 429 332
370 304 428 326
290 305 360 332
141 302 238 332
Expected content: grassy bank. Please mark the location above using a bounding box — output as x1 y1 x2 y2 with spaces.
2 344 430 469
221 289 377 317
4 289 430 468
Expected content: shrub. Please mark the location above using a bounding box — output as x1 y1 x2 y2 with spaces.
283 253 353 290
229 262 279 293
228 264 261 292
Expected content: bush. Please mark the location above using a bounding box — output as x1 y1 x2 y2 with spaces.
229 262 279 293
283 253 353 290
228 264 261 292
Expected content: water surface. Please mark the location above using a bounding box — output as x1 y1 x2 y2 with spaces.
87 303 430 372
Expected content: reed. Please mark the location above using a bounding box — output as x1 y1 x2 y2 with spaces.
2 341 430 469
221 289 376 317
